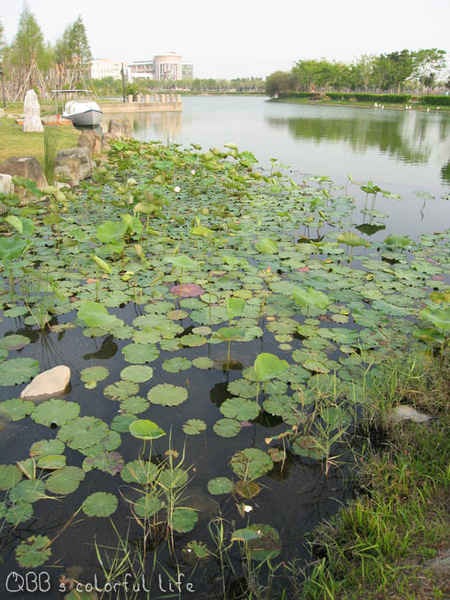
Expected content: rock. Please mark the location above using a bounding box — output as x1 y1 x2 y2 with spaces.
78 130 102 156
101 132 116 148
0 156 47 198
20 365 71 401
426 548 450 576
389 405 432 424
108 119 132 139
55 146 93 187
23 90 44 133
0 173 13 196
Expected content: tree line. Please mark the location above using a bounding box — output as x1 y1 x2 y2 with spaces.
0 4 91 101
265 50 449 98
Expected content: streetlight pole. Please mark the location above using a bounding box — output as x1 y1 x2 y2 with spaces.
0 63 7 108
121 63 126 103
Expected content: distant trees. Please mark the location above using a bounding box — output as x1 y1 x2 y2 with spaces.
266 49 448 97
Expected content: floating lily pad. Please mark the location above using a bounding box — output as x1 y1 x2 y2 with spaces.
254 353 289 382
29 439 65 458
182 419 207 435
147 384 188 407
6 502 33 525
121 460 159 485
10 479 46 504
82 492 118 517
0 358 40 386
129 419 166 440
120 396 149 414
82 451 124 475
134 495 164 518
110 413 137 433
162 356 192 373
170 507 198 533
80 365 109 384
0 334 31 352
207 477 234 495
31 399 80 427
15 535 52 568
58 417 109 450
192 356 214 369
45 466 85 495
37 455 66 470
220 397 260 421
0 398 34 421
0 464 23 490
120 365 154 383
230 448 274 480
104 380 139 401
213 418 242 438
158 467 189 489
292 435 327 460
233 480 261 499
181 334 207 347
122 343 160 364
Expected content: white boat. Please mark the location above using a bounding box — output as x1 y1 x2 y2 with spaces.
62 100 103 127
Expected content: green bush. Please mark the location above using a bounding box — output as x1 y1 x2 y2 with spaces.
422 95 450 106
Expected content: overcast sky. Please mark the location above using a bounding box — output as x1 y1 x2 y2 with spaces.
2 0 449 79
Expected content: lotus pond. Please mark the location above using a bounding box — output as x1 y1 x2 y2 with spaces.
0 139 449 599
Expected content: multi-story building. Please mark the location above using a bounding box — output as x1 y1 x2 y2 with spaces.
128 60 154 80
182 63 194 80
126 54 194 83
90 59 125 80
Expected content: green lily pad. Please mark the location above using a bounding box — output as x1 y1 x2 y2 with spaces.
80 365 109 384
104 380 139 401
120 365 154 383
158 467 189 489
147 384 188 407
192 356 215 369
302 359 330 374
207 477 234 495
254 353 289 382
230 448 274 481
10 479 46 504
122 343 160 364
36 454 67 470
58 416 110 450
0 398 34 422
82 451 124 475
31 399 80 427
45 466 85 495
111 413 137 433
6 502 33 525
220 397 260 421
182 419 207 435
0 464 23 490
121 460 159 485
120 396 149 414
292 435 327 460
134 495 164 518
0 334 31 351
255 238 279 254
213 418 242 438
162 356 192 373
15 535 52 568
246 523 281 561
129 419 166 440
170 507 198 533
181 334 207 347
82 492 118 517
0 358 40 386
29 439 65 458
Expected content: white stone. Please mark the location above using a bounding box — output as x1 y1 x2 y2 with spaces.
0 173 13 195
389 405 432 424
20 365 71 401
23 89 44 133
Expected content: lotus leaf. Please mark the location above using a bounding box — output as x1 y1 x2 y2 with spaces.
162 356 192 373
120 365 154 383
192 356 215 369
213 418 242 438
80 365 109 383
246 523 281 561
129 419 166 440
77 302 119 330
122 342 160 364
254 353 289 382
230 448 274 480
15 535 52 569
120 396 149 414
207 477 234 495
82 492 118 517
293 287 331 310
0 398 34 421
134 495 164 518
104 380 139 401
420 307 450 331
337 232 369 247
96 220 127 243
0 334 31 351
45 466 85 495
0 358 40 386
6 502 33 525
182 419 207 435
58 416 110 450
10 479 46 504
82 451 124 475
121 460 159 485
32 399 80 427
220 397 260 421
147 384 188 406
30 439 65 458
170 507 198 533
37 455 66 470
255 238 278 254
0 464 23 490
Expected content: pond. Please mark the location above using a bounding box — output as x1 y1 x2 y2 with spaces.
0 108 449 599
104 95 450 238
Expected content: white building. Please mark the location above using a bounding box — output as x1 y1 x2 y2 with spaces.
90 59 125 81
128 53 194 82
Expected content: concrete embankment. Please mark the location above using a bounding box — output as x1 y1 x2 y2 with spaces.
101 94 182 114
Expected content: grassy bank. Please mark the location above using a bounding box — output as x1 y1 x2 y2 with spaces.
270 97 450 112
0 116 80 166
299 344 450 600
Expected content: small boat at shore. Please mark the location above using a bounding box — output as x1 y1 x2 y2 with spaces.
62 100 103 127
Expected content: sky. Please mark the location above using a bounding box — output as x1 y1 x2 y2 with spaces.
1 0 450 79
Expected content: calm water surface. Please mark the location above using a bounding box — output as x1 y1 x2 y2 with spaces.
104 96 450 238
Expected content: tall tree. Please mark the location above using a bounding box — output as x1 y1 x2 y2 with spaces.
9 3 46 71
68 16 92 69
412 49 446 92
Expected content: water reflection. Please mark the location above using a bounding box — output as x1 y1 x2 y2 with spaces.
266 110 449 166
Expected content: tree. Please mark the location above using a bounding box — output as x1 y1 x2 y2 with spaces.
412 49 446 92
68 16 92 69
0 19 6 62
9 3 46 71
353 54 377 92
265 71 293 97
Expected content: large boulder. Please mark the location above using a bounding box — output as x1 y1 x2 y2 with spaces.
108 119 132 139
54 146 93 187
23 89 44 133
0 156 47 198
78 130 102 156
20 365 71 401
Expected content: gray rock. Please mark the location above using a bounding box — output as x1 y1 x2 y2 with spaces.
0 157 47 198
0 173 13 196
55 146 93 187
23 89 44 133
389 405 432 424
20 365 71 401
78 130 102 156
108 119 132 139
